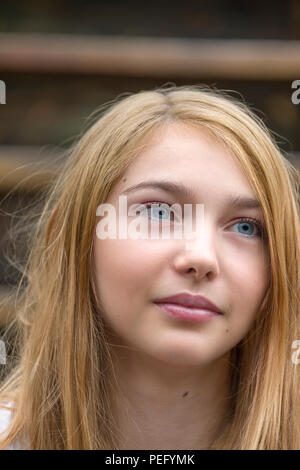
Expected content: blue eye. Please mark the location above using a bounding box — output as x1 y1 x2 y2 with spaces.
141 203 174 221
230 218 263 237
137 203 265 239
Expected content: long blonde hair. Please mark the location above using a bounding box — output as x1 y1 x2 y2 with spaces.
0 84 299 449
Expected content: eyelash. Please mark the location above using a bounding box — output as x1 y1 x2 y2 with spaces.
138 201 265 238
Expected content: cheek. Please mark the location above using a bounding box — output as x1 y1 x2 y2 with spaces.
227 244 269 326
93 238 160 310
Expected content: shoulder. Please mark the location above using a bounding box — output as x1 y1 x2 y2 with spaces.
0 400 22 450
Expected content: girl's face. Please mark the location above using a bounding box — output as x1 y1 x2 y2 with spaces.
92 123 269 367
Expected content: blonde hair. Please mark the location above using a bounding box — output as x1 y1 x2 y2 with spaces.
0 84 299 449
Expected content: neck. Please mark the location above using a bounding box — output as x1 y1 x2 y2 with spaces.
109 346 232 450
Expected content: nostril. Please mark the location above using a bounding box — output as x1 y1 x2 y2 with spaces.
188 267 196 273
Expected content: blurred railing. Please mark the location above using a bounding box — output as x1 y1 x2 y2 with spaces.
0 145 62 192
0 33 300 79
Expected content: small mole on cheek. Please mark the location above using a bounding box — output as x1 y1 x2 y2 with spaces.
226 329 229 333
123 178 127 182
182 391 189 398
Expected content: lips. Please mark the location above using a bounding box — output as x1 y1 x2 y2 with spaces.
153 292 223 315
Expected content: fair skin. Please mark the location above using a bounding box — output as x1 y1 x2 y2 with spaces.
92 122 269 450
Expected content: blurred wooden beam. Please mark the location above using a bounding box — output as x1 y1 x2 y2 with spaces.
0 145 62 192
0 33 300 79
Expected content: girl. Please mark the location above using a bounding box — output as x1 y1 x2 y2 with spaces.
0 84 299 450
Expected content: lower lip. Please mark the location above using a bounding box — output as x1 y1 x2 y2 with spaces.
154 302 221 323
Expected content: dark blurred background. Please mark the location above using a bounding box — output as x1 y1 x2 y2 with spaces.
0 0 299 329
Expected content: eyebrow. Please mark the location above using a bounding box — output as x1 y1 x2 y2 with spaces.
120 180 262 209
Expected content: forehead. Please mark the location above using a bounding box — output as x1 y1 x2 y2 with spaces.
113 123 256 201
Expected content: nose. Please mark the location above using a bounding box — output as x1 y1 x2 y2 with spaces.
173 221 220 281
